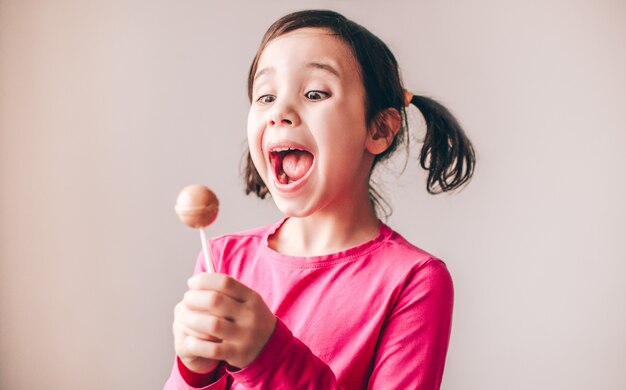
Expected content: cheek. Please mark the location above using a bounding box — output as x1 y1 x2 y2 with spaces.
318 104 367 152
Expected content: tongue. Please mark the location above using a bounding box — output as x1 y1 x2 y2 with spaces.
282 150 313 181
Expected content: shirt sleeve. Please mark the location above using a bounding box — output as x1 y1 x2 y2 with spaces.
227 318 346 389
162 357 230 390
367 259 455 389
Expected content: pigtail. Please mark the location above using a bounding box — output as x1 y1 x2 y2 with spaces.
409 95 475 194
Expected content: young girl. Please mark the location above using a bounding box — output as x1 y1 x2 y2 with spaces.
165 9 475 390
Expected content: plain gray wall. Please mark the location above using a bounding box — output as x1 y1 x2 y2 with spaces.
1 1 625 389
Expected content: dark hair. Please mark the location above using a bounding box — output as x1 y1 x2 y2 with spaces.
243 10 475 214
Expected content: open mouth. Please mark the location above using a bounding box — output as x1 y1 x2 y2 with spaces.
269 147 314 185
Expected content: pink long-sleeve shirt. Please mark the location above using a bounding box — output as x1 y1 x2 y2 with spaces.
164 219 454 389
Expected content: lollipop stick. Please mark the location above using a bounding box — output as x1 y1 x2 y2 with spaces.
199 228 214 273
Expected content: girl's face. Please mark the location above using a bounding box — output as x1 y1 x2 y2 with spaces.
247 28 377 218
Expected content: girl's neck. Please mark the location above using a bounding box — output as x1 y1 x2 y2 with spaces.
269 196 381 257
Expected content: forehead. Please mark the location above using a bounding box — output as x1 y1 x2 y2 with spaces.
255 27 359 77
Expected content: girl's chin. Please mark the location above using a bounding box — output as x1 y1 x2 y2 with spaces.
271 196 315 218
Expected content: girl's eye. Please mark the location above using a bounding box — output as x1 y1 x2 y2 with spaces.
257 95 276 104
305 90 330 101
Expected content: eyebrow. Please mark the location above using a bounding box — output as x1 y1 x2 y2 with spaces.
306 62 341 78
253 62 341 84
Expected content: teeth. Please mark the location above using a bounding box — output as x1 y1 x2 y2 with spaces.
271 147 298 153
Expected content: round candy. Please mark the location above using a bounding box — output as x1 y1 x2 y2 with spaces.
175 184 219 228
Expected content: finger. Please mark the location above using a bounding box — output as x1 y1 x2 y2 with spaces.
175 303 223 341
187 273 251 302
184 335 237 362
180 324 223 343
183 289 243 320
173 304 194 340
181 310 239 340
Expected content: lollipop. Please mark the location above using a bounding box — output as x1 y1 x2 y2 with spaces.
175 184 219 273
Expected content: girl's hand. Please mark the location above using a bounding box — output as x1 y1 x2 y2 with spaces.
173 300 221 374
173 273 277 370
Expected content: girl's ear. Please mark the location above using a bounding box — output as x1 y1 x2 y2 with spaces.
366 108 401 155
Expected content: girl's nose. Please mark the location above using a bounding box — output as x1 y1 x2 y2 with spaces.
269 117 292 126
267 100 300 127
